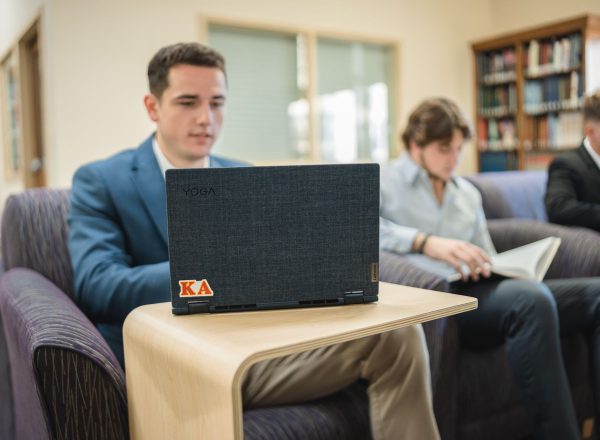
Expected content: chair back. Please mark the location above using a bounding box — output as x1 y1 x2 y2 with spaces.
1 188 74 297
465 171 548 221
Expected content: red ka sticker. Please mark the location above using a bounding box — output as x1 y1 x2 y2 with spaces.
178 279 214 297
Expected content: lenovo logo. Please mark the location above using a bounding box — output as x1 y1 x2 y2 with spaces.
183 187 216 196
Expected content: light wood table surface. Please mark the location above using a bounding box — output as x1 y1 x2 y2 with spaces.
123 282 477 440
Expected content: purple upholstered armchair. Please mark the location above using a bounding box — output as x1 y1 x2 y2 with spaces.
380 170 600 440
0 189 128 440
0 188 371 440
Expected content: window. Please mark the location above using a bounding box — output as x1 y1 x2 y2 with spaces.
317 38 393 162
206 21 397 164
209 25 308 162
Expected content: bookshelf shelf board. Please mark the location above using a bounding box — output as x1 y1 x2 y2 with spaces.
524 102 582 116
479 147 519 153
525 146 579 153
478 110 516 118
524 65 581 79
479 75 517 86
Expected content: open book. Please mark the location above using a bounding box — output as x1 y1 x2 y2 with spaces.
447 236 561 283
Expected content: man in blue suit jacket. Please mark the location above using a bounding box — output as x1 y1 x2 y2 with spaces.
69 134 242 363
68 42 441 439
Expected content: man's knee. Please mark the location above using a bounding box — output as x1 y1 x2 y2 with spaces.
498 280 558 336
383 324 429 365
500 280 557 318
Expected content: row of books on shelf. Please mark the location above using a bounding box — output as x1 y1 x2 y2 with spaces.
478 84 517 116
522 112 583 150
477 118 517 151
525 33 582 76
480 150 566 172
523 72 582 114
477 48 517 83
477 112 583 152
479 150 519 172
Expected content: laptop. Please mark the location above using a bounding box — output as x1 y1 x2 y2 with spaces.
166 164 379 315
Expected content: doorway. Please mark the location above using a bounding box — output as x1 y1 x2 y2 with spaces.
19 20 46 188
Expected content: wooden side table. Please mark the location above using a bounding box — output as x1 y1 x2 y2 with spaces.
124 282 476 439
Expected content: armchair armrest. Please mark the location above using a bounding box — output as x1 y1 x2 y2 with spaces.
0 278 12 440
0 268 128 440
488 219 600 279
379 251 450 292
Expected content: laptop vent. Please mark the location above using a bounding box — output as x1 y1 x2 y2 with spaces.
214 304 257 311
299 299 341 305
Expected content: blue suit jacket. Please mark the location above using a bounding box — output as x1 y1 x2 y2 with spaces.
68 135 246 364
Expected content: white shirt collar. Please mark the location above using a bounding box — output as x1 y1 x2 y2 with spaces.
152 136 210 179
583 137 600 171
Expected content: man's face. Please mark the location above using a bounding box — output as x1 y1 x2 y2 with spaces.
144 64 226 167
412 129 465 182
585 119 600 154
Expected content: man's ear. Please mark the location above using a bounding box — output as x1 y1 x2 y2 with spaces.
583 120 599 138
407 140 420 159
144 94 160 122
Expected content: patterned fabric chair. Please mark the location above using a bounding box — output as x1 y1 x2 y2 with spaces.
0 188 371 440
381 171 600 440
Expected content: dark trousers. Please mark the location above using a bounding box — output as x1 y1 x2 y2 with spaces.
454 277 600 440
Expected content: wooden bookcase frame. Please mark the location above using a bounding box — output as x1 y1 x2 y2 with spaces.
472 14 600 171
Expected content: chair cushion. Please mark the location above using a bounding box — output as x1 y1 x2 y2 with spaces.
244 381 370 440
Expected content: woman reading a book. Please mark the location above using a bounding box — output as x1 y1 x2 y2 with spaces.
380 97 600 440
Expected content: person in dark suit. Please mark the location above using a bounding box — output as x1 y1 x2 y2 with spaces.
67 42 441 439
545 91 600 232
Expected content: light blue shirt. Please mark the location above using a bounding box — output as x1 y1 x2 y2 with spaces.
380 154 496 277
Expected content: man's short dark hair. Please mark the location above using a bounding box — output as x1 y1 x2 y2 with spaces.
147 42 226 99
583 90 600 122
401 97 472 150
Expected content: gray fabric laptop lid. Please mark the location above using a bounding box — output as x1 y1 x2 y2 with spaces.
166 164 379 314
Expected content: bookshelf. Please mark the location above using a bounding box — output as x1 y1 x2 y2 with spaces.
472 15 600 172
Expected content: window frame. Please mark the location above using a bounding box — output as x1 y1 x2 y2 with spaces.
199 16 401 163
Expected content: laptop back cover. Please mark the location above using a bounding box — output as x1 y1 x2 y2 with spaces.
166 164 379 314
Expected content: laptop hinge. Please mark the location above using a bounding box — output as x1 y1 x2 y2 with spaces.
343 291 365 304
188 301 210 314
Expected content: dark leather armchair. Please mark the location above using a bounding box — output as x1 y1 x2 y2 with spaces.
381 169 600 440
0 188 371 440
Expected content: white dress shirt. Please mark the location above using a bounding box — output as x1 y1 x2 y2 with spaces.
152 136 210 178
583 137 600 171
